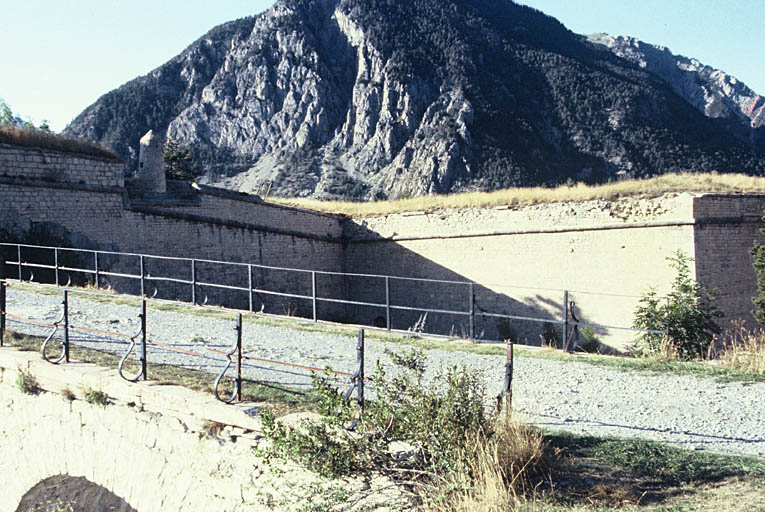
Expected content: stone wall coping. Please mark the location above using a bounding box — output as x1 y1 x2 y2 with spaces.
194 183 345 221
0 347 263 432
347 216 764 243
129 205 344 243
0 142 123 164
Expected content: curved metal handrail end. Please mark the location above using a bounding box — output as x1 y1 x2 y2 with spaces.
213 360 238 403
41 326 65 364
118 331 144 382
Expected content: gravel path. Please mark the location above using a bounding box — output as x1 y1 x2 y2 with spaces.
4 286 764 458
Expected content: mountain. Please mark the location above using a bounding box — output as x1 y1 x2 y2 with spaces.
64 0 765 200
588 33 765 151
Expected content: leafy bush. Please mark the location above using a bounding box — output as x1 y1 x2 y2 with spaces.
633 251 722 359
16 367 40 395
85 388 109 407
259 347 547 506
751 237 765 325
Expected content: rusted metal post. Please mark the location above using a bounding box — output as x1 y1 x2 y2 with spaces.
0 279 6 348
236 313 242 400
248 264 253 313
63 290 70 363
497 341 514 417
357 328 365 408
563 290 569 350
385 276 391 330
54 248 60 286
191 259 197 305
311 271 317 322
469 282 475 340
139 255 145 297
140 299 147 380
94 251 100 289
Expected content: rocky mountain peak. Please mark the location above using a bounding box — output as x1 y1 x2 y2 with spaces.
65 0 765 200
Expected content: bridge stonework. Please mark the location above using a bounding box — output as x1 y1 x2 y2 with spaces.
0 348 404 512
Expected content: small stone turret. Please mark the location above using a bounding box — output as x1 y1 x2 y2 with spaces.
137 130 167 193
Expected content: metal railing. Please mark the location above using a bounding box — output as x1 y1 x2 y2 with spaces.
0 242 667 347
0 242 667 413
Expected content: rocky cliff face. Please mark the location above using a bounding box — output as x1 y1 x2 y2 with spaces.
65 0 765 200
589 33 765 150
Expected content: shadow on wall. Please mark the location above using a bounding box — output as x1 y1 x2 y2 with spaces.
16 475 138 512
1 223 622 350
342 223 589 347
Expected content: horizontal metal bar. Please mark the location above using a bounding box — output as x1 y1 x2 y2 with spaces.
14 262 57 270
58 266 96 274
196 281 251 293
250 288 313 301
389 304 470 316
316 296 385 308
479 311 566 325
143 276 193 285
98 270 141 279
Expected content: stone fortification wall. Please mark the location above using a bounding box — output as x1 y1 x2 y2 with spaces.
692 195 765 333
0 143 124 188
0 143 346 320
344 193 765 350
139 184 344 240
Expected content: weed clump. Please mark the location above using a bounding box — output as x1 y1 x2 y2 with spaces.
85 388 109 407
259 347 547 507
16 367 40 395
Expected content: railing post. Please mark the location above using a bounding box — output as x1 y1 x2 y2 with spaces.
94 251 100 289
311 271 317 322
469 282 475 340
385 276 391 330
357 328 365 408
63 290 70 363
236 313 242 400
54 248 59 286
563 290 569 350
140 299 147 380
191 259 196 305
0 279 6 347
17 245 22 281
139 255 145 297
248 264 253 313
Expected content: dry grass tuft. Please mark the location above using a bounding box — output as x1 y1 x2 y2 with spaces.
0 125 119 160
715 322 765 375
271 172 765 217
434 416 548 512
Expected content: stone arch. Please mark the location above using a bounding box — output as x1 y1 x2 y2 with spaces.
0 381 255 512
15 475 138 512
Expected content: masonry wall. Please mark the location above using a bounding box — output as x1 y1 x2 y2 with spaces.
0 143 124 188
0 144 347 321
692 195 765 331
343 193 759 350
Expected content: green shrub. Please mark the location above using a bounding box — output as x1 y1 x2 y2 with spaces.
16 367 40 395
633 251 722 359
85 388 109 407
751 237 765 325
258 347 547 506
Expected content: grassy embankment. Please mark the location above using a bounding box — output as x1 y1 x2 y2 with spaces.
273 172 765 217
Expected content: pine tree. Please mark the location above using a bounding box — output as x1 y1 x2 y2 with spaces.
751 239 765 325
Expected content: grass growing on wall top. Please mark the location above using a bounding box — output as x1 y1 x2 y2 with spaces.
0 125 119 160
271 172 765 217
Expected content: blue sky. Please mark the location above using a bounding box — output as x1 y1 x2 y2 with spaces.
2 0 763 132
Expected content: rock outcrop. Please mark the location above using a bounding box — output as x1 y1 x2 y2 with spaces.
65 0 765 200
589 33 765 150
